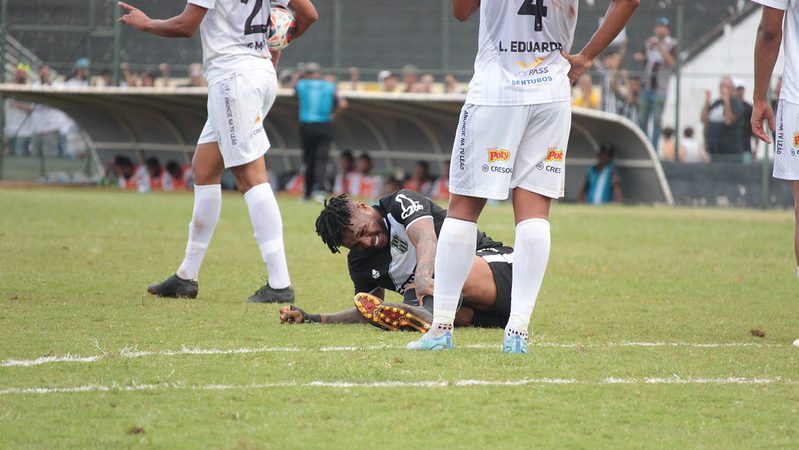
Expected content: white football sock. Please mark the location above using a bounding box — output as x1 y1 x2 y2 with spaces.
244 183 291 289
431 218 477 332
506 218 551 336
176 184 222 281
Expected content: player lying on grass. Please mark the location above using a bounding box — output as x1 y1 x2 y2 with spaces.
278 190 513 330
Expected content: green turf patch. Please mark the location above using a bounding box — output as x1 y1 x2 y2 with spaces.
1 188 798 448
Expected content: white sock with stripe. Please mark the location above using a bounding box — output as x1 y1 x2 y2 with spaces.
244 183 291 289
176 184 222 281
430 217 477 335
506 218 551 339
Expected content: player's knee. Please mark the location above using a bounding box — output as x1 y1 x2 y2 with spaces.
447 196 485 222
193 167 223 185
454 307 474 327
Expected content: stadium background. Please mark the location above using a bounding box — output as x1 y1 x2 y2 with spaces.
1 3 798 447
2 0 750 81
0 0 788 207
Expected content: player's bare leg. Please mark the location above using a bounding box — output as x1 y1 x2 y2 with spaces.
231 157 294 303
462 255 499 308
408 194 486 350
147 142 224 298
504 187 552 353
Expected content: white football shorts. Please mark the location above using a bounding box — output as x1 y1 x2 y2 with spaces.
198 65 277 168
773 100 799 181
448 101 571 200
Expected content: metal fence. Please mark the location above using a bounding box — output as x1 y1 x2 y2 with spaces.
0 1 758 79
0 0 783 189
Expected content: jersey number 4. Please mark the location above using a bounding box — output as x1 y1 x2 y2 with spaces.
240 0 271 35
518 0 548 32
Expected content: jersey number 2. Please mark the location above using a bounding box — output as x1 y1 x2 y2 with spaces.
240 0 270 35
518 0 548 32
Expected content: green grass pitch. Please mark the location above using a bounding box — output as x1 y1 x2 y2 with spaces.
1 187 798 448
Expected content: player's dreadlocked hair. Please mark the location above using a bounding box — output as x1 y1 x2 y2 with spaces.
315 194 354 254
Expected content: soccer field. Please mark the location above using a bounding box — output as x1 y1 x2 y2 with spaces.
1 187 798 448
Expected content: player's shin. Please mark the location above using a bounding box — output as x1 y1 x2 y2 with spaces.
507 218 551 342
244 183 291 289
430 217 477 334
176 184 222 281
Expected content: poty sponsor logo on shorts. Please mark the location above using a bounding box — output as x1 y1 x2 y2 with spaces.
487 148 511 163
545 148 564 163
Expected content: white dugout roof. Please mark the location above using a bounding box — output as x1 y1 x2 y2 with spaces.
0 85 672 204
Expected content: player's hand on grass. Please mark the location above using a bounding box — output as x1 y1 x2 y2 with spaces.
118 2 150 31
279 305 304 324
751 100 775 144
560 50 593 85
412 275 434 306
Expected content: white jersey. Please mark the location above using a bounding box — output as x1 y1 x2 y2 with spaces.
188 0 276 85
753 0 799 103
466 0 578 106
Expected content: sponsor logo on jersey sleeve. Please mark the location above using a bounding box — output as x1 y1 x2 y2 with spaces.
794 132 799 149
394 193 424 220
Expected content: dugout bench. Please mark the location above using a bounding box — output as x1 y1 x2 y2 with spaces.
0 84 672 204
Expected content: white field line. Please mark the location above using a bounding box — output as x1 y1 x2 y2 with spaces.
0 342 785 368
1 377 795 395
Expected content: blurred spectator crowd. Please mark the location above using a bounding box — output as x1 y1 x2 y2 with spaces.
107 155 192 192
5 14 781 199
284 150 450 202
568 16 773 164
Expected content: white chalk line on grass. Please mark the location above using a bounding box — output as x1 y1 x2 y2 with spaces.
1 377 795 395
0 342 784 368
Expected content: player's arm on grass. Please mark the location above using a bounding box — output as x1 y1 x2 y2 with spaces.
752 5 785 144
279 305 368 324
117 2 207 38
279 287 385 325
561 0 640 84
288 0 318 40
452 0 480 22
